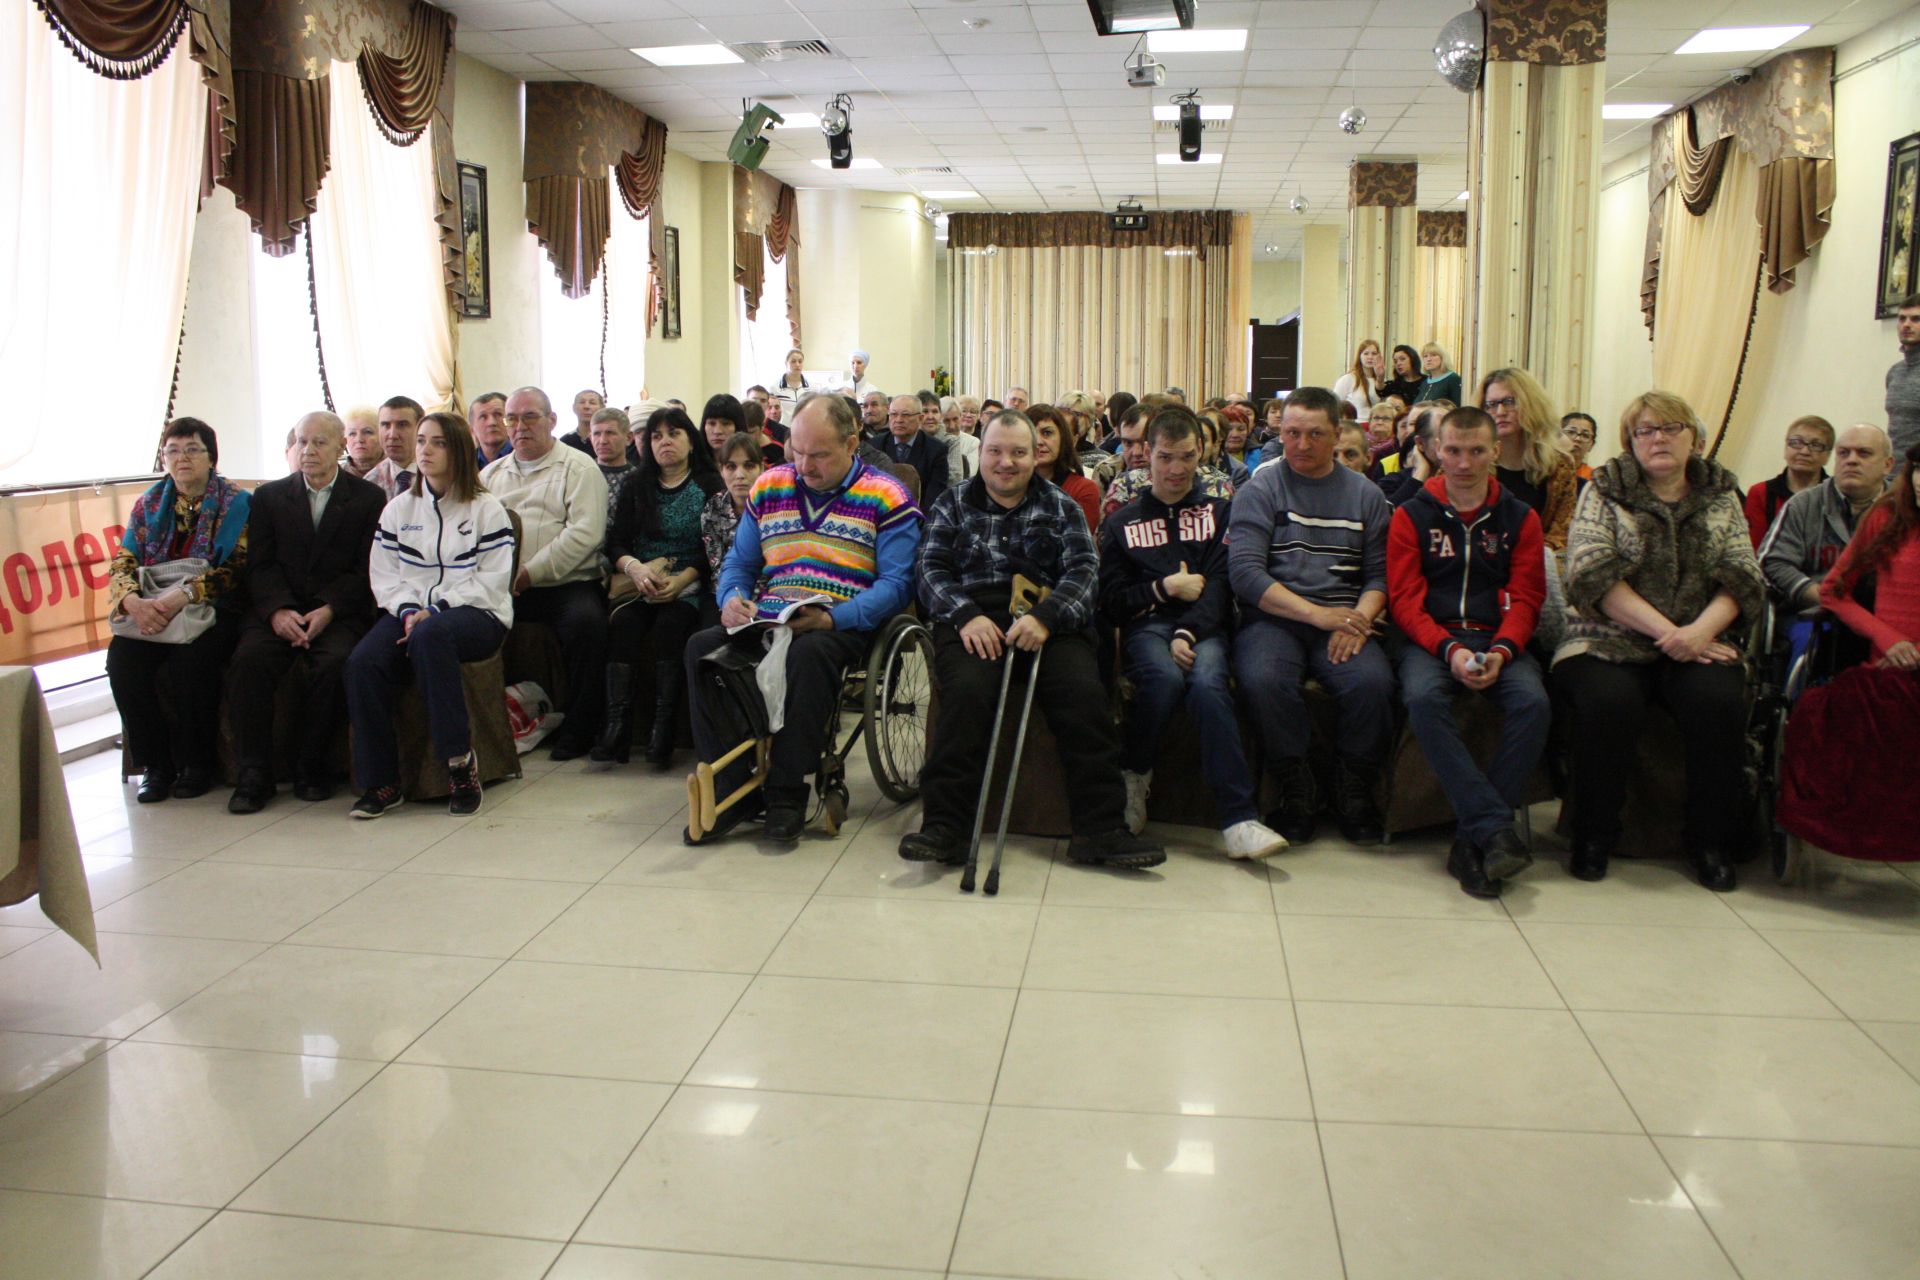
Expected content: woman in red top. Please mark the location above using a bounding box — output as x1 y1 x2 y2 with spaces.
1743 415 1832 548
1777 440 1920 859
1029 403 1102 530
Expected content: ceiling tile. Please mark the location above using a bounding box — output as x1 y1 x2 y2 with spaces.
538 48 648 69
807 7 932 34
593 17 712 44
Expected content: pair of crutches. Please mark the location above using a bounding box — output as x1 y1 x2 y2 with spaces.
961 576 1048 896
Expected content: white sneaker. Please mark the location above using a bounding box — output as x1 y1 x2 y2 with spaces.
1224 819 1288 860
1122 770 1152 835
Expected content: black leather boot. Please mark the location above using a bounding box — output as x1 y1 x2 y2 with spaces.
587 663 634 770
646 660 682 771
1686 845 1737 893
1568 834 1613 882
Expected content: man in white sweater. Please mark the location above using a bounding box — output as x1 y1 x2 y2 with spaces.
482 386 610 759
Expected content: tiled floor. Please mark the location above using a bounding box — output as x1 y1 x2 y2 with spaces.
4 748 1920 1279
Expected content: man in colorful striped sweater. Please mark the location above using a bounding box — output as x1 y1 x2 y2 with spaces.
686 393 923 843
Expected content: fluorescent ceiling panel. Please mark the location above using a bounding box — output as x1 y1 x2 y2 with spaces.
1147 28 1248 52
630 43 742 65
1674 26 1808 54
1152 103 1235 120
920 189 979 198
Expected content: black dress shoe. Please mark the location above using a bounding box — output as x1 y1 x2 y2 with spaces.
548 736 590 762
1447 838 1503 899
1686 846 1737 893
227 771 275 815
1065 829 1167 869
762 800 806 844
293 776 334 803
136 769 175 804
1333 760 1384 846
171 767 212 800
899 827 966 864
1481 828 1534 881
1568 836 1611 882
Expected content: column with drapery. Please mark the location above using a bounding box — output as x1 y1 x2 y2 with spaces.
211 0 461 413
524 82 668 402
1461 0 1606 406
1347 161 1419 362
4 0 222 483
1640 48 1835 456
1413 211 1467 370
947 211 1234 399
734 166 802 390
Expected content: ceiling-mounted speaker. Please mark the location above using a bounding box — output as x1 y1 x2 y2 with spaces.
1177 99 1202 161
1434 9 1486 94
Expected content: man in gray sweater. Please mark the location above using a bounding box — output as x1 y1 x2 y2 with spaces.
1229 386 1395 845
1760 422 1895 612
1889 296 1920 457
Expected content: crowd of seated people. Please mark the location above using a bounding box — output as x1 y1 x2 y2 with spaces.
103 307 1920 895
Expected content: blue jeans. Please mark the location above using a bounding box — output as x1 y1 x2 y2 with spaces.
346 607 506 790
1397 635 1550 846
1121 619 1259 828
1233 615 1395 767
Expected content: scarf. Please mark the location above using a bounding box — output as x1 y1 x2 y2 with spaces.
122 473 248 567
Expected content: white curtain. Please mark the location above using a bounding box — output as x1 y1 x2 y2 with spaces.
0 5 206 483
540 255 607 406
309 60 454 412
602 176 648 408
252 238 331 470
739 240 791 396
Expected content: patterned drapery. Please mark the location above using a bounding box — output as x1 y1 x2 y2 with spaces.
731 166 801 345
525 83 667 303
947 210 1232 255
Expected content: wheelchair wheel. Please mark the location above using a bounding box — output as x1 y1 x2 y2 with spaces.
864 615 933 803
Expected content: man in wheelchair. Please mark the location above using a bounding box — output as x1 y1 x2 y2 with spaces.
901 410 1165 870
684 394 923 844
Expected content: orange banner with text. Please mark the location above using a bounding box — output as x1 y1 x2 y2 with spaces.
0 481 153 666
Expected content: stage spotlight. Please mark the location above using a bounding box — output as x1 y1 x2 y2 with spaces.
822 93 854 170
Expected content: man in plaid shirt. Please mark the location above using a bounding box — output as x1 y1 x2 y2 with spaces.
902 411 1166 870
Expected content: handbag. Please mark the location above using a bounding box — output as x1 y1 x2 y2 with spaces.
108 558 216 645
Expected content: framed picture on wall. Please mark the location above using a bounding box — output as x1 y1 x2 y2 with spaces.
457 161 490 319
1877 131 1920 319
663 226 682 339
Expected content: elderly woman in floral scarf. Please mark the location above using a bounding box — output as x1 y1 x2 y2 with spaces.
107 418 250 804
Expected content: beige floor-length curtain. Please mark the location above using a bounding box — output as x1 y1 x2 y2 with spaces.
1411 247 1466 370
1650 145 1774 453
1 4 207 483
952 243 1230 399
310 59 454 411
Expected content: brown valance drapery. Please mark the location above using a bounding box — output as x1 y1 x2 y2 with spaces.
1641 47 1835 331
1417 211 1467 248
730 166 801 344
525 83 668 306
948 210 1232 255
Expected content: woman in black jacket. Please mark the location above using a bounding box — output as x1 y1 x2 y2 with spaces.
592 408 724 770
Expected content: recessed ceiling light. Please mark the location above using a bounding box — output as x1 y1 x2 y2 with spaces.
772 112 821 129
630 43 741 66
1156 152 1223 164
1674 25 1807 55
1152 103 1234 121
1020 125 1049 133
811 157 883 169
1147 29 1248 53
921 189 978 199
1602 102 1673 120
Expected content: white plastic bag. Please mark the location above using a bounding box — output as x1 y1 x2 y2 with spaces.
504 681 562 754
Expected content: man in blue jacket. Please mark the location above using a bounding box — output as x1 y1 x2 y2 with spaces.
1100 406 1285 860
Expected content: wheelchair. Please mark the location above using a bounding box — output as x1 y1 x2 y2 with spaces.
684 610 934 843
1745 597 1861 883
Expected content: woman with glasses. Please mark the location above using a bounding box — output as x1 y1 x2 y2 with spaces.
1743 415 1834 548
107 418 251 803
1560 412 1598 486
1480 367 1580 551
1551 391 1764 889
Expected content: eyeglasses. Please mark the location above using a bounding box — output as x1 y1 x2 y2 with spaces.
1483 396 1519 412
1784 436 1831 452
160 446 208 460
1631 423 1692 440
506 412 548 426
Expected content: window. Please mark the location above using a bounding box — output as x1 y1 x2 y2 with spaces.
251 239 329 473
738 240 792 395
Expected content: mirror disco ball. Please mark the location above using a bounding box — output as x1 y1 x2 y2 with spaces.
1435 9 1485 94
1338 106 1367 134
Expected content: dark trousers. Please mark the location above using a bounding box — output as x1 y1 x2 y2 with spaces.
607 598 700 668
1555 653 1749 848
1233 615 1396 766
1120 619 1258 828
1397 636 1551 847
920 624 1126 838
514 581 607 745
345 608 505 790
226 616 363 776
107 611 241 774
685 623 868 794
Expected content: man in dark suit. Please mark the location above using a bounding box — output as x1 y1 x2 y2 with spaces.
880 393 949 509
227 411 385 812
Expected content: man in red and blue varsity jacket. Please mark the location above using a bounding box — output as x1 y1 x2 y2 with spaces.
1098 406 1286 860
1386 406 1550 900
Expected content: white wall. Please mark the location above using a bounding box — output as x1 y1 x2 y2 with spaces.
1588 10 1920 481
797 188 936 398
1252 258 1302 322
449 54 539 406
